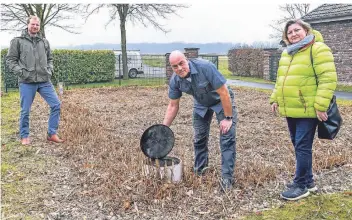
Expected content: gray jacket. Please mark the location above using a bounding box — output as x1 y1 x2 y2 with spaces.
6 29 54 83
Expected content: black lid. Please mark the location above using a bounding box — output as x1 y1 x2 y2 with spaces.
140 124 175 159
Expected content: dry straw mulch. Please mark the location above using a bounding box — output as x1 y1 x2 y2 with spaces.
31 86 352 219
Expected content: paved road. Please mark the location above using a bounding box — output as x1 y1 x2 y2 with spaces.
226 79 352 100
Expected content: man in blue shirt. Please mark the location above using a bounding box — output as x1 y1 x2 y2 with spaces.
163 50 237 191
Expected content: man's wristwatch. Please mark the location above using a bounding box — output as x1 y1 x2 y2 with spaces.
225 116 233 121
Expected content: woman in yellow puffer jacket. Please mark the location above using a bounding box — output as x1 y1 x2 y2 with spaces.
270 19 337 201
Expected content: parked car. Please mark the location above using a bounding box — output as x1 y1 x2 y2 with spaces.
113 50 144 78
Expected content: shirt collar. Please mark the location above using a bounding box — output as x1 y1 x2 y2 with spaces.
189 60 198 75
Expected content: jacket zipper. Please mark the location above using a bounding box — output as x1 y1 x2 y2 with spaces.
34 39 38 82
281 56 294 116
299 90 307 113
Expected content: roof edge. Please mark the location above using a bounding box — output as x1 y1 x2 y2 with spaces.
306 15 352 24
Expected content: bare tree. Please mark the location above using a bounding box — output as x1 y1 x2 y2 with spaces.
1 4 87 38
87 4 188 79
269 4 311 40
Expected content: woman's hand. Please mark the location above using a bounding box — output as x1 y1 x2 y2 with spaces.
271 103 278 113
316 110 328 121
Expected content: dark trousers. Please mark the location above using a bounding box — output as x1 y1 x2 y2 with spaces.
193 107 237 180
286 117 318 188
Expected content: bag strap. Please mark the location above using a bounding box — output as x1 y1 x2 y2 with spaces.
310 44 318 86
311 45 337 106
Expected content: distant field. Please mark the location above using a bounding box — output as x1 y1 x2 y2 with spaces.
142 55 165 67
218 55 232 76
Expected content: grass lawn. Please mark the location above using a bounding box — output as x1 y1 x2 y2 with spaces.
1 92 54 217
245 193 352 220
64 78 166 90
219 55 232 76
142 55 165 67
336 84 352 93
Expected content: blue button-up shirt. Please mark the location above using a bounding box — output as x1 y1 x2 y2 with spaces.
168 58 227 118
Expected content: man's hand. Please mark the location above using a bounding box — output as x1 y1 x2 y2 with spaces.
316 110 328 121
220 119 232 135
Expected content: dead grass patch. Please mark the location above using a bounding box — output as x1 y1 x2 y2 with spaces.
29 86 352 218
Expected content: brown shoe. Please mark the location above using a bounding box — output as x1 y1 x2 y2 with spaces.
21 137 31 145
47 134 64 143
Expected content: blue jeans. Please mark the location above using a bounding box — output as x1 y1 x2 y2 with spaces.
286 117 318 188
192 107 237 180
19 82 61 138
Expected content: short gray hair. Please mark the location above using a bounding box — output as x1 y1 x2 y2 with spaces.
27 15 41 24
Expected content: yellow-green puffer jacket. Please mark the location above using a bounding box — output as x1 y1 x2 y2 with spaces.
269 30 337 118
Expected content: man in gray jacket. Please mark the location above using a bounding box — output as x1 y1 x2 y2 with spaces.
6 15 64 145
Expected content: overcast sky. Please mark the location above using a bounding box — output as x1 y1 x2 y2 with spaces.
0 2 323 48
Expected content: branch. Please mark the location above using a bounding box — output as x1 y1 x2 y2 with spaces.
84 4 105 23
27 4 35 15
127 4 188 33
1 3 86 35
49 22 81 34
43 4 55 24
270 4 311 40
3 4 27 25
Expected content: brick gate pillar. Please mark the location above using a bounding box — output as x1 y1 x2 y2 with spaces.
184 48 199 58
165 52 172 84
165 48 200 84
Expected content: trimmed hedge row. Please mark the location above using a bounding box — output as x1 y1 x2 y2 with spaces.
1 49 116 88
1 49 18 88
228 48 264 77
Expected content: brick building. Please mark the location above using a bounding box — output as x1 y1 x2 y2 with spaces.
302 4 352 84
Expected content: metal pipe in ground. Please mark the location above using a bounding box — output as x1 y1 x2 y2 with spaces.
143 156 182 183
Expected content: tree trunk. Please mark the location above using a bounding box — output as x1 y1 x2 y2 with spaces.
41 27 46 38
120 18 128 79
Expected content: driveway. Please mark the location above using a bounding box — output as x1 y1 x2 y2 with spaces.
226 79 352 100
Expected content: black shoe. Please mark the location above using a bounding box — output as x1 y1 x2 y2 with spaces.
194 167 209 177
286 182 318 192
281 186 310 201
219 178 233 192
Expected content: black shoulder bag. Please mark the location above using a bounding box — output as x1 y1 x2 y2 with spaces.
310 45 342 140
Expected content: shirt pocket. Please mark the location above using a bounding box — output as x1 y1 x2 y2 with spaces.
180 81 192 94
197 81 212 94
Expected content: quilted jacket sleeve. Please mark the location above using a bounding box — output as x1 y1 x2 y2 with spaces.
269 78 278 105
269 52 284 105
312 43 337 111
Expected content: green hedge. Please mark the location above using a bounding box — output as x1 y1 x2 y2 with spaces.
1 49 116 88
1 49 18 89
51 50 115 85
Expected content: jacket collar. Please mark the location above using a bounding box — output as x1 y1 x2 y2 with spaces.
189 60 198 75
21 28 43 41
